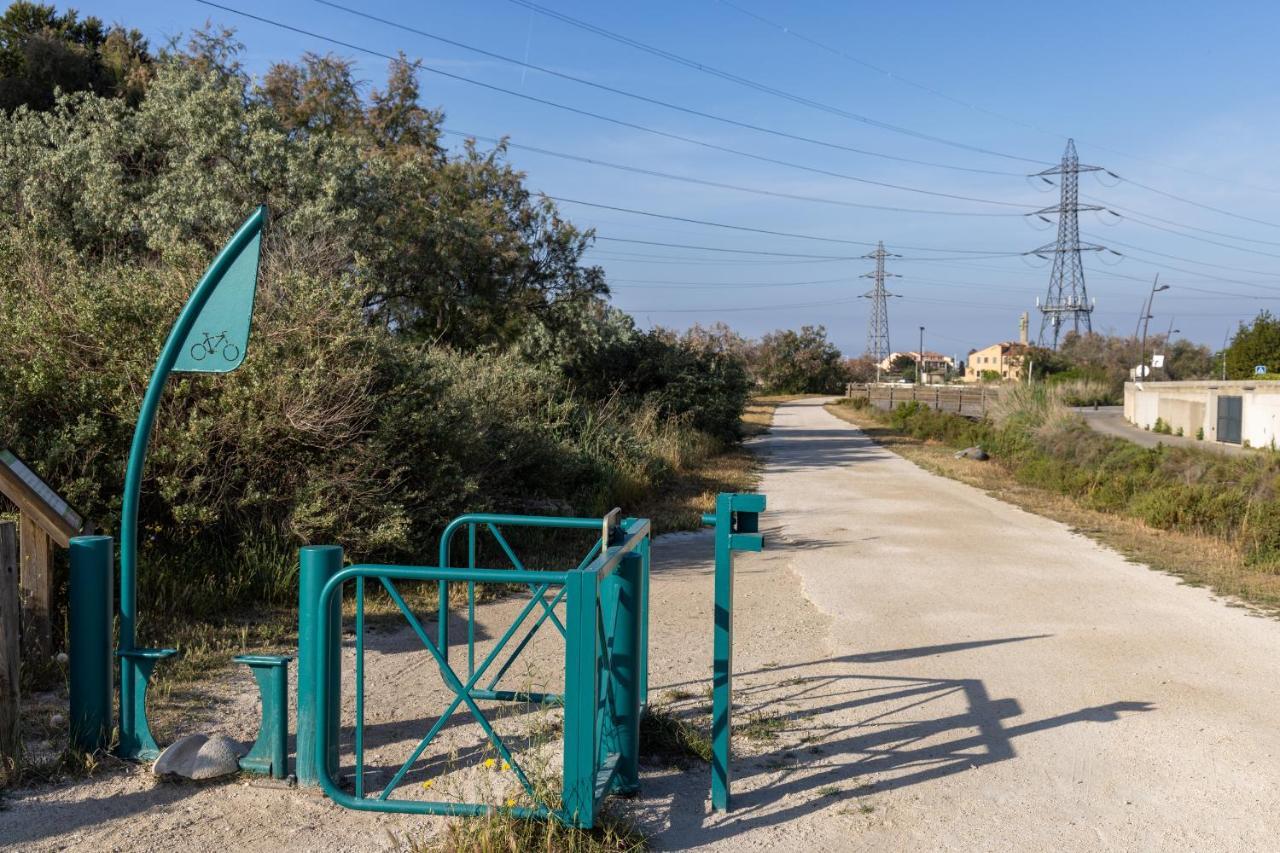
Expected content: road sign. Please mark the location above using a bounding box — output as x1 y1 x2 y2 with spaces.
171 213 264 373
1151 354 1165 369
1256 365 1268 375
1134 365 1150 378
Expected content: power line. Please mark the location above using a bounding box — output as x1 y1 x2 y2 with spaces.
444 129 1026 217
493 0 1047 165
551 197 1019 253
711 0 1280 195
251 0 1031 178
595 235 1019 261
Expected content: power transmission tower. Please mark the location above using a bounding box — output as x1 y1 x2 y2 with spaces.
1029 139 1106 348
860 241 900 381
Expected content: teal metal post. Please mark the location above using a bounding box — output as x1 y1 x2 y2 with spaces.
117 206 266 759
69 536 113 753
297 545 342 785
234 655 292 779
702 493 765 813
612 552 643 795
561 569 597 828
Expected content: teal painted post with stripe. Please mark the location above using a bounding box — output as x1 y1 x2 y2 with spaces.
709 495 734 812
69 536 113 753
297 545 342 785
703 493 765 813
561 569 597 828
612 551 643 794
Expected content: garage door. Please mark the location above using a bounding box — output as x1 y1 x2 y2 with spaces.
1216 396 1242 444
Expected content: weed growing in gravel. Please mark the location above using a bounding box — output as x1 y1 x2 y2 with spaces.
639 706 712 765
736 712 785 743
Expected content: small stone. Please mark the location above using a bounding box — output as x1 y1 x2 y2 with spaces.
54 652 68 665
154 733 247 780
954 446 989 461
49 713 65 727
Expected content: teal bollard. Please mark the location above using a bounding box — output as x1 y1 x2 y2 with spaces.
69 536 113 753
235 654 292 779
297 545 342 786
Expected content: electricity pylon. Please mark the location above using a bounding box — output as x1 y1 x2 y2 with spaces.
1029 139 1106 348
861 241 900 381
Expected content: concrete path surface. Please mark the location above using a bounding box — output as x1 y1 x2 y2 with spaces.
723 397 1280 850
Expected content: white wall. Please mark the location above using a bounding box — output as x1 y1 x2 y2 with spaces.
1124 381 1280 446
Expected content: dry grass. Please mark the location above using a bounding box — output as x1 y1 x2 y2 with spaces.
827 402 1280 615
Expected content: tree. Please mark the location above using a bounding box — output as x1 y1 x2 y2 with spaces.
0 2 150 111
888 353 916 380
1225 312 1280 379
843 354 878 384
755 325 848 393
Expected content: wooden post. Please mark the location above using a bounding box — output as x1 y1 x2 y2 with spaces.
0 521 18 768
18 515 51 658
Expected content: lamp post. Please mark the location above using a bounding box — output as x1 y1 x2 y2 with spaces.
1136 276 1169 380
918 326 925 386
1159 321 1180 380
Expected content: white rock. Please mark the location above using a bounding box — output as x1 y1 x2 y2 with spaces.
153 733 247 780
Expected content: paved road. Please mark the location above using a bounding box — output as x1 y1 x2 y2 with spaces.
1076 405 1254 456
741 398 1280 850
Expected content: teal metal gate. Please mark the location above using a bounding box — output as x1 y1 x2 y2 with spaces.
298 512 650 828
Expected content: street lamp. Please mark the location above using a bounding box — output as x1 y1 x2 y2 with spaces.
1136 276 1169 380
918 325 925 386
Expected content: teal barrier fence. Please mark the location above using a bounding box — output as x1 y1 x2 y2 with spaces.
299 513 650 828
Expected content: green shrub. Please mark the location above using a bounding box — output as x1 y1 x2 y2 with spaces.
0 42 748 622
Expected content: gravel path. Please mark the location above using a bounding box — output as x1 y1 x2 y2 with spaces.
4 398 1280 851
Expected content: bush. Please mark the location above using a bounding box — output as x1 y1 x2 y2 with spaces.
0 40 748 621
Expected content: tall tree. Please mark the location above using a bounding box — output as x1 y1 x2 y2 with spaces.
0 1 149 111
1225 311 1280 379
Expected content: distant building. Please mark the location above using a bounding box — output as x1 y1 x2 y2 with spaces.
961 312 1031 383
962 342 1029 383
878 351 954 374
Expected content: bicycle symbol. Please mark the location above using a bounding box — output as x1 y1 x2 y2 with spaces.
189 330 241 363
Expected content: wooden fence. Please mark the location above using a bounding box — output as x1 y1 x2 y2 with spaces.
845 383 998 418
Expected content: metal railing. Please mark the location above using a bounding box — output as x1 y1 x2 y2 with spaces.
299 512 650 828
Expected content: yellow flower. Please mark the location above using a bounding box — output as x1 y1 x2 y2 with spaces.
506 798 516 808
421 779 434 790
501 760 510 771
484 758 496 769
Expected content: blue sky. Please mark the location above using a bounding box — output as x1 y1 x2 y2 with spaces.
78 1 1280 358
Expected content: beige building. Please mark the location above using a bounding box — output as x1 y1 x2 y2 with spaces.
962 342 1028 383
962 311 1032 383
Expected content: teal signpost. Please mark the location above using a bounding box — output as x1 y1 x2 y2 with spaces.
117 206 267 760
702 492 765 813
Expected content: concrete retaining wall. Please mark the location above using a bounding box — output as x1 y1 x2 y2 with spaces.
1124 380 1280 447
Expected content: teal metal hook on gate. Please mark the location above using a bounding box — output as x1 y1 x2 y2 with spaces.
701 492 766 813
